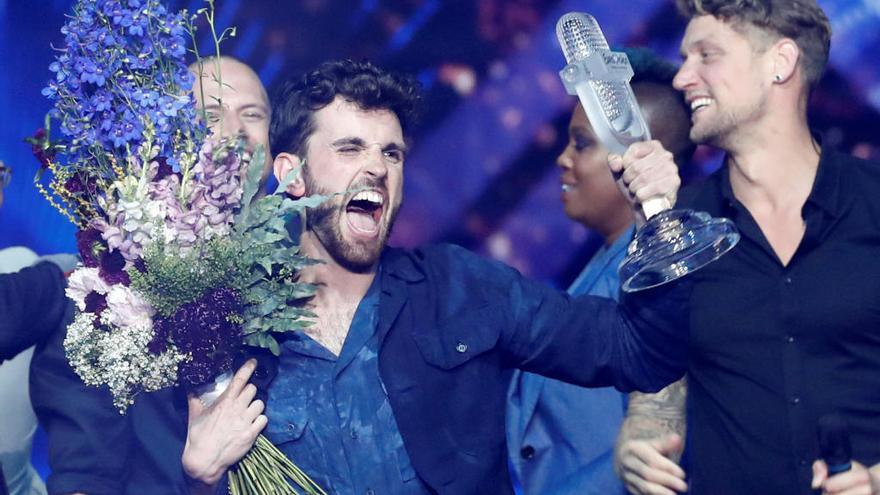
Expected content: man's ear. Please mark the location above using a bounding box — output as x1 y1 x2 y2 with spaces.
273 152 305 197
771 37 800 84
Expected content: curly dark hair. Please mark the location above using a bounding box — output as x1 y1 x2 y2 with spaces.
676 0 831 87
269 59 422 157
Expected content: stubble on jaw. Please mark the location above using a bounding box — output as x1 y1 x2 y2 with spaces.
302 168 399 273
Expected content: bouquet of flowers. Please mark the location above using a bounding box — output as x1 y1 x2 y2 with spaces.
31 0 326 493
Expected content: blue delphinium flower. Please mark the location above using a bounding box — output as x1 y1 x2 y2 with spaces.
44 0 205 175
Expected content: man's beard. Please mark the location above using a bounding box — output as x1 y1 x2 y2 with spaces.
691 92 767 147
303 168 399 273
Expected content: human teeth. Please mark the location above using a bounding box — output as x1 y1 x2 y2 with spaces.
690 97 713 112
352 191 384 205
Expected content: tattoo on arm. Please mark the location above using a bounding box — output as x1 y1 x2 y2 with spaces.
617 377 688 461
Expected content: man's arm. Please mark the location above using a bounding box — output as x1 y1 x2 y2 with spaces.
30 300 135 495
0 261 66 361
614 377 689 495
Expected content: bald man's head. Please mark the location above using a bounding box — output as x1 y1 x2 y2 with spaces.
189 56 272 187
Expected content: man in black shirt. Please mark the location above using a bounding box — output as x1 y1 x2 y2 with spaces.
613 1 880 495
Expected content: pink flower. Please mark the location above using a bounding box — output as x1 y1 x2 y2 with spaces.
66 267 111 310
105 285 155 329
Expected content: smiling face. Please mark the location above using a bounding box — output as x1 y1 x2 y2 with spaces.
557 104 632 238
673 15 773 148
192 58 272 183
294 97 405 272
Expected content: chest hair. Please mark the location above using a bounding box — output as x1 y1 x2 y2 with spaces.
304 301 359 356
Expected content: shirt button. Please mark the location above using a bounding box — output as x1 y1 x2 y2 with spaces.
786 335 795 343
350 429 359 440
799 459 809 466
366 489 375 495
520 445 536 460
456 342 468 353
791 396 801 405
286 423 296 431
784 276 793 285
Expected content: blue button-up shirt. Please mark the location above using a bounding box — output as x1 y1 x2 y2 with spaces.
264 270 430 495
507 226 634 495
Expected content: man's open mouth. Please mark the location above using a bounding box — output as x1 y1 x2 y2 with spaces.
345 190 385 235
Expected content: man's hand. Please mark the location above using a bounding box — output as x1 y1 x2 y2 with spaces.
608 140 680 221
812 460 880 495
181 359 268 488
616 433 688 495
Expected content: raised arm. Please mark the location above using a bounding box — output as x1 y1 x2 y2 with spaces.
615 377 689 495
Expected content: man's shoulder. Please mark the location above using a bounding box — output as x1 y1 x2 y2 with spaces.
385 243 514 277
382 244 523 305
833 148 880 180
677 170 725 212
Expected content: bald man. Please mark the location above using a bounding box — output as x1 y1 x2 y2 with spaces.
30 57 275 495
190 56 273 193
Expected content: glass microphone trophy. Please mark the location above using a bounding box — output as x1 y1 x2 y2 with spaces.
556 12 739 292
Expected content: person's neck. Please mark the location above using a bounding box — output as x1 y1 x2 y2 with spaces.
723 111 819 212
600 219 634 247
299 231 378 307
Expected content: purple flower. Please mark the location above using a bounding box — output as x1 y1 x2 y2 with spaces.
147 318 170 355
76 227 105 268
64 174 98 196
152 157 174 181
98 248 130 286
28 128 55 170
162 287 243 389
84 290 107 314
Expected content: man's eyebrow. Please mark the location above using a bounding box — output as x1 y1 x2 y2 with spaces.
239 103 269 113
383 142 408 155
331 137 367 147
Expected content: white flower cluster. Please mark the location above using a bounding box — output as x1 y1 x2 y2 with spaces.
64 311 189 413
65 267 189 413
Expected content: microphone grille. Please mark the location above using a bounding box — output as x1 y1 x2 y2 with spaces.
556 12 629 126
557 12 610 63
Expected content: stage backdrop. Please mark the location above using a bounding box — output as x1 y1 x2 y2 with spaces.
3 0 880 483
2 0 880 288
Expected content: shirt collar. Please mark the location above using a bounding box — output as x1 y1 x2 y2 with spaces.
381 247 426 283
715 142 844 219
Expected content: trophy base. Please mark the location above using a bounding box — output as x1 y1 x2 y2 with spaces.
619 209 739 292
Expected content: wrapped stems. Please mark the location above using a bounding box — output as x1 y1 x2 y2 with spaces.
227 435 326 495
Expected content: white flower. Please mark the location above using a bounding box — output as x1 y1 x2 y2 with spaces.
66 268 110 310
105 285 155 329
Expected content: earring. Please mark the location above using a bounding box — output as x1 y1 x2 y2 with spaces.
775 74 782 82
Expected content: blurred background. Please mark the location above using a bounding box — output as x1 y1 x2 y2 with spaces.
2 0 880 482
2 0 880 286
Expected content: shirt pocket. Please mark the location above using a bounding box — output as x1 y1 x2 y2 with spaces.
411 306 500 370
264 404 309 445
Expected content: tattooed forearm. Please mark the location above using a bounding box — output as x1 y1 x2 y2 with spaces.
617 377 688 460
628 376 688 420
